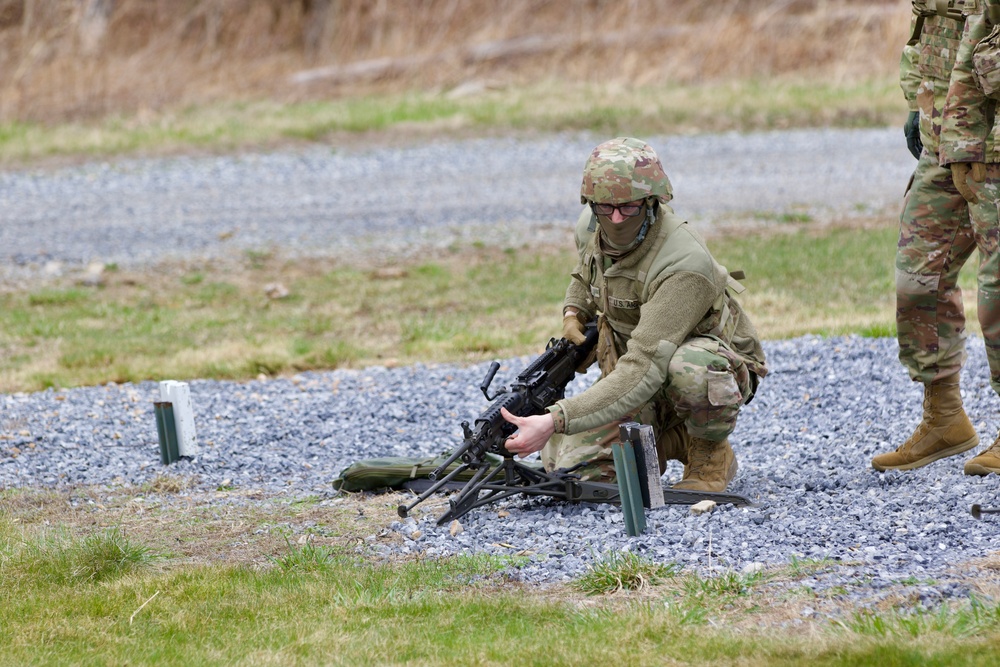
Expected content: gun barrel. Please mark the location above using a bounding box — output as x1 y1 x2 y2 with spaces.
398 461 472 518
429 442 470 480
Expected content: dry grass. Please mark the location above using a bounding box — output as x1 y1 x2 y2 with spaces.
1 484 413 568
4 483 999 639
0 0 910 123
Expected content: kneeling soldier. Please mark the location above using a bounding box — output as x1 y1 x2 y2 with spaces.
502 137 767 492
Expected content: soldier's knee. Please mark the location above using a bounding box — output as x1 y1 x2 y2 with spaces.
666 340 736 408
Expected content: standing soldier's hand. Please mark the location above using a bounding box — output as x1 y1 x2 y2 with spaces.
562 309 588 345
904 110 923 160
952 161 987 204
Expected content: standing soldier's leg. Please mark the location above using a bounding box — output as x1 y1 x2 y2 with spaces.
896 157 976 384
662 337 753 492
874 156 980 470
964 165 1000 475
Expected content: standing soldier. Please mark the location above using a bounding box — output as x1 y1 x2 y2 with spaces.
872 0 983 472
502 137 767 492
936 0 1000 475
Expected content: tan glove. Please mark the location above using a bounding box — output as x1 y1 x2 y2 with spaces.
562 310 588 345
952 161 987 204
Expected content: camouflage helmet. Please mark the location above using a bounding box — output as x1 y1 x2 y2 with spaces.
580 137 673 205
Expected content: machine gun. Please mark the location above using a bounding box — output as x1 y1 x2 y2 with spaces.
397 323 598 524
397 323 751 525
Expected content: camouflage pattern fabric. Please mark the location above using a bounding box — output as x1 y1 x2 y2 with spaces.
952 165 1000 393
541 336 752 482
579 137 673 205
971 18 1000 96
896 157 975 383
555 204 766 435
904 9 966 156
941 8 1000 163
928 163 1000 394
896 4 975 384
938 5 1000 393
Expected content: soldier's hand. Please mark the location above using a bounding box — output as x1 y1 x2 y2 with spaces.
952 162 987 204
562 310 588 345
501 408 554 457
904 110 923 160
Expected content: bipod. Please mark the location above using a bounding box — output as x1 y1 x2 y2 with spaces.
434 455 583 525
400 456 754 526
396 457 479 520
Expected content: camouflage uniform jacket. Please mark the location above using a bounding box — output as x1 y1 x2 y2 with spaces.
902 1 968 154
548 205 767 436
940 0 1000 164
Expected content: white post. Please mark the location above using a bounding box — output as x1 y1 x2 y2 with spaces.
158 381 198 458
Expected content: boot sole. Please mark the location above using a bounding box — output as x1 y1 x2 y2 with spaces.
872 437 980 472
964 462 1000 476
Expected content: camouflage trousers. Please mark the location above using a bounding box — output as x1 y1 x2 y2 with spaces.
540 336 755 481
896 155 1000 393
963 163 1000 394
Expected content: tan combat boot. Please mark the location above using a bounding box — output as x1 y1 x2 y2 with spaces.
871 381 979 471
672 437 737 492
964 432 1000 476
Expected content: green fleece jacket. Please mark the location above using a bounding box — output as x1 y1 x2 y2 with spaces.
549 204 767 435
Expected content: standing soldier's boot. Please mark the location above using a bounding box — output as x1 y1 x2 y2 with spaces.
672 437 737 492
872 381 979 471
964 432 1000 475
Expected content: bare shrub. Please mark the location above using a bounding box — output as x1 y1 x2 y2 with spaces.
0 0 909 123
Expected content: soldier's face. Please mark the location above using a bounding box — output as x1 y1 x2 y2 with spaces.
592 199 645 223
594 199 647 247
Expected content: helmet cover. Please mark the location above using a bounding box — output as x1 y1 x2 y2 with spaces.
580 137 673 205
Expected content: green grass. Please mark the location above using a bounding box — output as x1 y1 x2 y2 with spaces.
0 222 983 393
4 490 1000 665
2 521 1000 666
573 549 680 594
836 597 1000 640
711 223 979 340
0 77 903 164
4 525 158 587
787 554 839 577
0 67 992 661
682 568 768 598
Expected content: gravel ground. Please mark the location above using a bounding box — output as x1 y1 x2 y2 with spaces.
2 129 999 609
3 335 1000 606
0 128 911 286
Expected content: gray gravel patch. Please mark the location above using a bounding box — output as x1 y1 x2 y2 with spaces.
2 335 999 605
2 128 995 611
1 128 912 286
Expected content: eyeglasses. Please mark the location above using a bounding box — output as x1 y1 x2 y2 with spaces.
591 202 645 217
